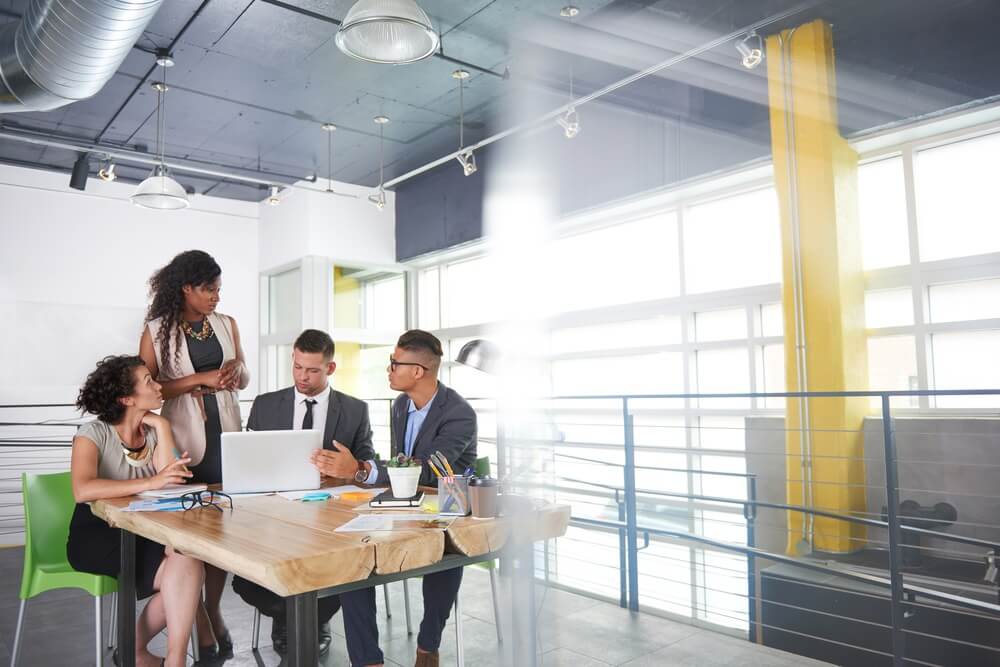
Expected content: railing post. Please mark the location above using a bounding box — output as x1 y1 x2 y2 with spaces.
622 398 640 612
616 488 627 608
745 474 758 643
881 394 907 667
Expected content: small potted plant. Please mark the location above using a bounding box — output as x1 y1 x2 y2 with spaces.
385 453 422 498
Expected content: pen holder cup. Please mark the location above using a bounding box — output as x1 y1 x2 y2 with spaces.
469 477 499 519
438 476 471 516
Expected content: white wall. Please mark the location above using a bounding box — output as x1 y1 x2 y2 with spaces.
258 178 396 271
0 163 261 404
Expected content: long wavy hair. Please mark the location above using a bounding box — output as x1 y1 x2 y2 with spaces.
145 250 221 374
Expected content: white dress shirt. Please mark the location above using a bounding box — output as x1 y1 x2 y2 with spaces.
293 385 330 442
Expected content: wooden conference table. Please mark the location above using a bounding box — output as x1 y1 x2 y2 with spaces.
91 482 570 667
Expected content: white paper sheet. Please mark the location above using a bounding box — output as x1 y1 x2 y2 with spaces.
334 514 454 532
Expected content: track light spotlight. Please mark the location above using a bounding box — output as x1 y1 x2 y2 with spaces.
456 150 477 176
266 185 281 206
557 108 580 139
70 152 90 191
98 159 116 182
736 31 764 69
368 188 386 211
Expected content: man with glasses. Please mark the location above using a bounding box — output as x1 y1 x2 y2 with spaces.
230 329 377 661
312 329 477 667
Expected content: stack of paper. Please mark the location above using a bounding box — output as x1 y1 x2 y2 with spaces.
138 483 207 498
123 498 187 512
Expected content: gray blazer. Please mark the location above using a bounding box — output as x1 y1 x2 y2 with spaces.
246 386 376 462
379 382 477 486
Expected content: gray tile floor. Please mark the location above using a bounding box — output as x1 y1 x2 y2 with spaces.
0 546 829 666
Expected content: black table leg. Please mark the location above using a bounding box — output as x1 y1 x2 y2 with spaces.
118 529 136 667
287 591 318 666
509 539 538 667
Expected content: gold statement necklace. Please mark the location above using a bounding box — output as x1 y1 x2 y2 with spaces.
181 317 215 342
119 428 153 468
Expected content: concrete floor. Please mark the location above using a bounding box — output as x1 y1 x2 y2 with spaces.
0 546 829 666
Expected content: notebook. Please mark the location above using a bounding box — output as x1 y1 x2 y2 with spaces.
368 489 424 509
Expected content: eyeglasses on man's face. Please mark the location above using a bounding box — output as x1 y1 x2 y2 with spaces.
180 490 233 512
388 357 428 372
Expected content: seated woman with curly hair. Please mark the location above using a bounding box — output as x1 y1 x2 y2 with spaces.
67 355 204 667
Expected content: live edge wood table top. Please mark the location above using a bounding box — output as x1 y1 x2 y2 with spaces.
89 480 570 598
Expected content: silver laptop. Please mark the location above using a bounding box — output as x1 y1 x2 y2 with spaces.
220 430 322 493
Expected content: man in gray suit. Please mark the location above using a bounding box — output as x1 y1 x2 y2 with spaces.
312 329 477 667
231 329 376 660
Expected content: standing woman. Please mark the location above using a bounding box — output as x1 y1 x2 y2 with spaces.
68 355 203 667
139 249 248 661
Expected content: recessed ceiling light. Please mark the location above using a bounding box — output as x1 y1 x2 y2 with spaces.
560 6 579 18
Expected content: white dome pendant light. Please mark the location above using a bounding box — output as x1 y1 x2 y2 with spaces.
336 0 439 64
131 53 189 210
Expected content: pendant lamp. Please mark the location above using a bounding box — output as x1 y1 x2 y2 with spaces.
132 54 188 210
336 0 439 64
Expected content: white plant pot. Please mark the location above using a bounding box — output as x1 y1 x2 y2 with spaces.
387 466 421 498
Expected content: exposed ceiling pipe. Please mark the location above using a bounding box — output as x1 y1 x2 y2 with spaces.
0 0 166 113
382 0 823 190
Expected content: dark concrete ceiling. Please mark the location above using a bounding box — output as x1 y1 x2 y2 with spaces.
1 0 998 202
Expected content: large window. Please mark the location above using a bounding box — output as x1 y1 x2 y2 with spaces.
915 132 1000 262
860 130 1000 409
413 184 783 632
400 125 1000 635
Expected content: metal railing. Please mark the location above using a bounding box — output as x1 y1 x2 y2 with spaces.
4 389 1000 666
490 389 1000 667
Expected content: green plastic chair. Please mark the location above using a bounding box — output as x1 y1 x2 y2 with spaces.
13 472 117 667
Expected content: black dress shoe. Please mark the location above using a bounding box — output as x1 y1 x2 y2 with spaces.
318 621 332 656
216 630 234 659
271 617 333 658
271 615 288 656
193 643 222 667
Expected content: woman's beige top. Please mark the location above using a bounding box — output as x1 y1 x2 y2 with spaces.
76 420 158 480
146 312 248 465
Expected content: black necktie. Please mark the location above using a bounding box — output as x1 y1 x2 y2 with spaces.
302 399 316 430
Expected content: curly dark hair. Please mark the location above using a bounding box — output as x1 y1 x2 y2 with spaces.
76 355 146 424
146 250 221 374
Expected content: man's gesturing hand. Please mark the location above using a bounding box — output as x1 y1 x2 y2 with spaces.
309 440 359 479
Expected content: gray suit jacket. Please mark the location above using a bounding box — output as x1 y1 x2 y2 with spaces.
246 386 375 462
379 382 477 486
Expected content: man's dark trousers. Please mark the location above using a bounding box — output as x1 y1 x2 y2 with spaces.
232 577 379 665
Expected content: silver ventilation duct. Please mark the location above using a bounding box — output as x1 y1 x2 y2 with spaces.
0 0 164 113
